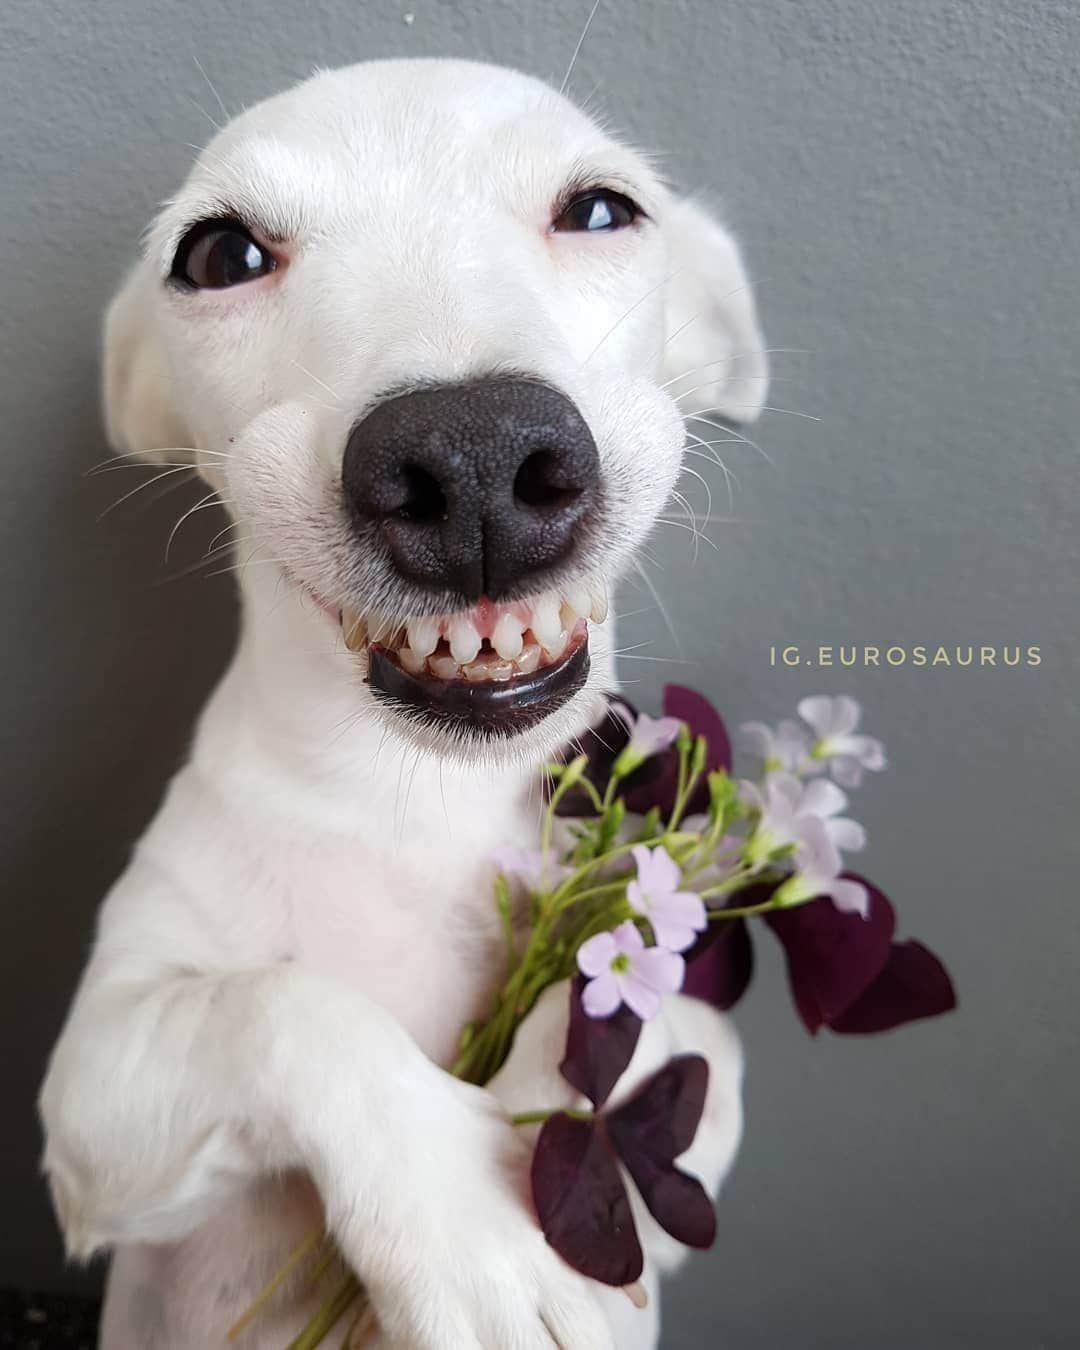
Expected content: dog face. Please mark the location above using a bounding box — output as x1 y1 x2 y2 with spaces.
104 59 766 757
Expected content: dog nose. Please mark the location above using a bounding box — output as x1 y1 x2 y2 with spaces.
342 378 600 601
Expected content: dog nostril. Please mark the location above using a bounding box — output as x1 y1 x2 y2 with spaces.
398 464 448 523
513 450 581 512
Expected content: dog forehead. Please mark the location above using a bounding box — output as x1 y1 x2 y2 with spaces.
183 59 634 226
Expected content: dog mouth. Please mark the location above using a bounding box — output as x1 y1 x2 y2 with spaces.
340 584 606 736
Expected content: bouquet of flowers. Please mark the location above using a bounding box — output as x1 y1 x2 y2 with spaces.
232 689 955 1348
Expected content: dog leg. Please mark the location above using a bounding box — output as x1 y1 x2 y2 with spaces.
40 947 616 1350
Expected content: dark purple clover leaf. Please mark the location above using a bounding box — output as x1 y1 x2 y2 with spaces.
829 940 957 1033
764 876 896 1034
531 1112 644 1286
682 881 778 1012
560 975 642 1109
663 684 732 775
682 915 755 1011
606 1055 717 1250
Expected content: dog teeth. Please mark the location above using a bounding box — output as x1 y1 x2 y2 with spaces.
398 646 426 675
406 617 440 659
563 582 591 621
449 617 482 664
589 587 609 623
516 641 541 674
530 594 563 648
463 655 515 682
491 612 524 660
541 630 569 662
341 608 367 652
429 653 460 679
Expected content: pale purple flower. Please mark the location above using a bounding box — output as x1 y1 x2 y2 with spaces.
774 817 870 918
491 846 571 892
797 696 886 788
740 718 814 775
742 771 867 861
626 845 707 952
577 921 685 1020
611 704 683 774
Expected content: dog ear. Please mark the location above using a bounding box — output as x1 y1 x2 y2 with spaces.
102 262 194 459
661 197 768 423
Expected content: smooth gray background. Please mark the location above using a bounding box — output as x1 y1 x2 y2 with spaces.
2 1 1077 1346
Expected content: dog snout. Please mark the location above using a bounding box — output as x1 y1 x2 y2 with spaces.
342 377 600 602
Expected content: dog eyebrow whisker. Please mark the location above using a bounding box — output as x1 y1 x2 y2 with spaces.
559 0 603 96
581 266 684 366
290 358 345 408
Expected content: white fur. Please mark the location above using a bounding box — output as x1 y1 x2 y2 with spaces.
41 59 766 1348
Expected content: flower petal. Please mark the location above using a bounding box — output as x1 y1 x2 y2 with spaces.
828 940 957 1033
830 754 865 788
632 713 682 756
798 778 848 820
631 945 686 995
797 695 836 739
650 892 708 953
829 695 862 738
826 817 867 852
613 919 646 954
581 971 623 1019
739 721 775 759
853 735 887 771
531 1113 644 1286
765 877 896 1033
649 917 698 954
577 931 617 978
826 876 871 918
560 975 642 1109
617 972 662 1021
607 1055 717 1250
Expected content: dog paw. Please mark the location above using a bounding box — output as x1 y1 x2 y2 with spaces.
335 1081 614 1350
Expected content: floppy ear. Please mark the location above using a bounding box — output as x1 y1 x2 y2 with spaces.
661 197 768 423
102 262 194 458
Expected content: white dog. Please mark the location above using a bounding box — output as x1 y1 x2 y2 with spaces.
39 59 767 1349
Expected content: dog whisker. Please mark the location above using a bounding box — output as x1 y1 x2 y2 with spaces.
560 0 602 96
96 464 201 519
192 55 230 126
686 414 776 469
290 358 345 408
164 489 230 562
582 267 683 365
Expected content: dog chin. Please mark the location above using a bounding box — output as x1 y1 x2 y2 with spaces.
334 582 609 756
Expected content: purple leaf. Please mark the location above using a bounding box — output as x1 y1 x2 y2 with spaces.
829 940 957 1034
606 1055 717 1249
560 975 643 1109
662 684 732 774
531 1113 644 1286
765 877 895 1033
682 915 755 1011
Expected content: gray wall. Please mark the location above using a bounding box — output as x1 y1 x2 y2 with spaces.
2 1 1077 1345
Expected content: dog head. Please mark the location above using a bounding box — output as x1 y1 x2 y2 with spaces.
104 59 766 760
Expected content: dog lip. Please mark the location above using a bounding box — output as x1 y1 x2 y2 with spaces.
366 640 590 737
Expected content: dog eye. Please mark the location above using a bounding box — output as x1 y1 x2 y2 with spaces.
552 189 640 233
171 220 277 289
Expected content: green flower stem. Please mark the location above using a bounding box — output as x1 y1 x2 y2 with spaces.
510 1107 594 1126
227 1230 326 1342
284 1277 361 1350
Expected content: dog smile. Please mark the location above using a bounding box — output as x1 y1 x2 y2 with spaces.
342 585 605 734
